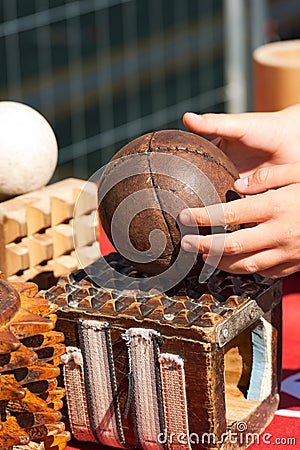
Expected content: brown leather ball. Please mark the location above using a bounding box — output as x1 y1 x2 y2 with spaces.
99 130 240 277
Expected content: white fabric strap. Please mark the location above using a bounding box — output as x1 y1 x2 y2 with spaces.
158 353 192 450
123 328 164 450
78 320 125 448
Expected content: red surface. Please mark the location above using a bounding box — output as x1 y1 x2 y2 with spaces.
67 236 300 450
249 274 300 449
98 222 115 256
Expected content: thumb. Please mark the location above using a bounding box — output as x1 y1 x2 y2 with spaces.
234 164 300 194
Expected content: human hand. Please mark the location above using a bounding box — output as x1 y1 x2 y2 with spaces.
183 103 300 177
180 164 300 278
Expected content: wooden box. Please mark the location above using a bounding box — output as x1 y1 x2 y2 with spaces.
44 253 282 450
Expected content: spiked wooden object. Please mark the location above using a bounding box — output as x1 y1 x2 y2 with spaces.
44 253 282 450
0 277 69 449
0 178 99 289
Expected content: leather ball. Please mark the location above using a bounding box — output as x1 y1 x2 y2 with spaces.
99 130 240 277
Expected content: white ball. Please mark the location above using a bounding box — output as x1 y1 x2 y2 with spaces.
0 101 58 200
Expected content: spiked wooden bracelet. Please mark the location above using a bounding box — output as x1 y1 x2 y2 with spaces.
0 277 70 450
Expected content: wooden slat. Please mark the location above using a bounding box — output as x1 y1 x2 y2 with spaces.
71 211 99 248
5 240 29 277
29 232 53 268
52 224 73 259
27 199 51 236
51 194 74 227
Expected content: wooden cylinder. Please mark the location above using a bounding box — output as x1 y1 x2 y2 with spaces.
253 39 300 112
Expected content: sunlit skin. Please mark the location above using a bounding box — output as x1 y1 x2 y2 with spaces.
180 104 300 278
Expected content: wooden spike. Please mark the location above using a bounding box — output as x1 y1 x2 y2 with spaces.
21 331 64 350
7 388 49 413
35 344 66 363
19 296 58 317
14 363 60 385
27 421 66 443
47 314 57 327
0 344 37 373
31 410 62 426
39 388 65 404
13 410 62 429
26 424 49 442
47 399 64 411
43 431 71 449
46 444 68 450
0 416 30 447
10 281 39 297
25 378 58 395
43 421 66 436
0 328 21 353
0 374 26 401
9 309 55 338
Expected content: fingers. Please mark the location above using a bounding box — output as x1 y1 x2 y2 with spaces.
183 111 280 150
183 112 250 140
258 262 300 279
201 251 299 278
179 193 272 227
234 163 300 194
203 248 286 276
181 224 273 255
179 182 300 279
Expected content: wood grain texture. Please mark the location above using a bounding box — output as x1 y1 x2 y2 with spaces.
0 278 70 449
0 178 99 289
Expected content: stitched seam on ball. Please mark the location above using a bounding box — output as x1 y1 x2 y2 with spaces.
99 134 153 180
153 145 237 180
146 134 176 255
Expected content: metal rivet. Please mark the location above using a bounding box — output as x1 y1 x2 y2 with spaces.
249 309 255 319
222 328 229 338
164 313 175 322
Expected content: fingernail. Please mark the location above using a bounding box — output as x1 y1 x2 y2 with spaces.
179 210 192 225
234 177 249 190
186 112 203 120
181 239 193 252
